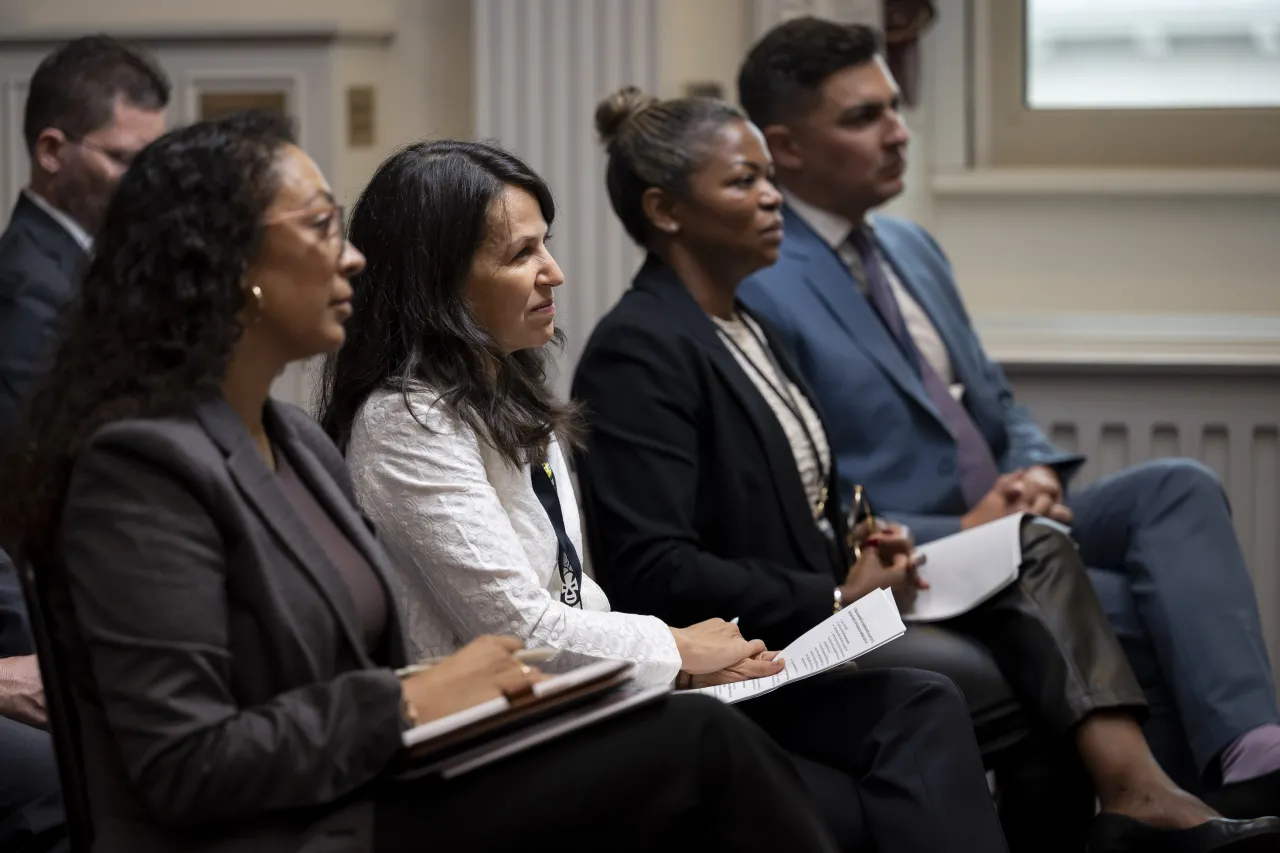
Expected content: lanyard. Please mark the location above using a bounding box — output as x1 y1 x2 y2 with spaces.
716 315 830 519
529 460 584 608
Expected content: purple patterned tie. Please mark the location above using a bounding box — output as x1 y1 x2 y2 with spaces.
847 228 1000 508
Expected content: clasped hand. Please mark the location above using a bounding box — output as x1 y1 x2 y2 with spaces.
962 465 1073 530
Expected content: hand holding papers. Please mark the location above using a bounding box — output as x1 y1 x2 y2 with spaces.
900 513 1034 622
691 589 906 704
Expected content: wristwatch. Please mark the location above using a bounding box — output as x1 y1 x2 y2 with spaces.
833 587 844 614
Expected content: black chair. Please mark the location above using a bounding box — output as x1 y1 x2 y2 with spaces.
15 557 94 852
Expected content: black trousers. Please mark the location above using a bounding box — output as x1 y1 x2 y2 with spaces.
741 666 1010 853
860 520 1148 853
0 715 67 853
374 694 840 852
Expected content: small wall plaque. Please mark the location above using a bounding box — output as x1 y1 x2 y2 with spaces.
347 85 376 148
198 91 288 123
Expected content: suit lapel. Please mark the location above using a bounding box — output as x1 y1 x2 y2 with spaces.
782 207 940 423
195 398 373 668
634 258 835 577
264 403 408 666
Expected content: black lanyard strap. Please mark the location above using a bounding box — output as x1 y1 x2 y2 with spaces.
529 460 584 608
716 316 831 516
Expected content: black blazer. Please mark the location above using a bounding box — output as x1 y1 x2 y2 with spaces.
50 397 409 852
0 193 88 440
572 256 849 650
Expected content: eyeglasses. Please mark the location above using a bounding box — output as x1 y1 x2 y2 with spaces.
264 204 347 264
72 138 140 169
846 484 877 562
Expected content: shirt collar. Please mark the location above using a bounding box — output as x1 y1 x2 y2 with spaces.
22 189 93 252
782 191 885 253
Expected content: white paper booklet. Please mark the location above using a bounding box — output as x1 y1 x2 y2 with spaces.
690 588 906 704
902 513 1041 623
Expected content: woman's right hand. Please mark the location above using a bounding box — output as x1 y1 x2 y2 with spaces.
842 536 926 611
669 618 767 675
399 635 544 725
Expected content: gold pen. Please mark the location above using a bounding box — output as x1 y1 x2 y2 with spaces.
394 646 557 678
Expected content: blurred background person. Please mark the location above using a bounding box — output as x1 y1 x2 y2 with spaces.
0 34 168 853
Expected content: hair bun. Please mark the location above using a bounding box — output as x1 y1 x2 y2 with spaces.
594 86 658 148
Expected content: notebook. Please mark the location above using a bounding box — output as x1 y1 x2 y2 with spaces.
395 657 665 778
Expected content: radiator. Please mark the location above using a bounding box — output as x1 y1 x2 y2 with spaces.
1005 366 1280 680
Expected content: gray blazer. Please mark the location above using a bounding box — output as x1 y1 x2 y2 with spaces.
51 397 411 852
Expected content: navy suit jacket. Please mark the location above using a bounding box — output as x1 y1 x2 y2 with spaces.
0 193 88 442
738 206 1084 544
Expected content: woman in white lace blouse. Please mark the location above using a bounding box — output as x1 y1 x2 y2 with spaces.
320 140 779 692
319 139 1011 853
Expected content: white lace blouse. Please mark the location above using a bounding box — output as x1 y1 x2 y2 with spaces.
346 387 683 688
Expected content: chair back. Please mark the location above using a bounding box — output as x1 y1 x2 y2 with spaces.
15 556 94 852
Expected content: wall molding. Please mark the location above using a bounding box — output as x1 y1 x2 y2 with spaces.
977 313 1280 369
0 24 394 47
932 168 1280 198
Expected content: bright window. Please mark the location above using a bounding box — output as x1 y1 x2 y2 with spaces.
1025 0 1280 110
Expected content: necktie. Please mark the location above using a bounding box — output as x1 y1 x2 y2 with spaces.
846 228 1000 508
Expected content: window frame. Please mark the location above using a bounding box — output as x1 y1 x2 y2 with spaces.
975 0 1280 168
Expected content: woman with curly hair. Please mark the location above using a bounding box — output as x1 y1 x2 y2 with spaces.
0 110 845 853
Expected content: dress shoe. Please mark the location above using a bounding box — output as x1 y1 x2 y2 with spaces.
1088 813 1280 852
1206 768 1280 821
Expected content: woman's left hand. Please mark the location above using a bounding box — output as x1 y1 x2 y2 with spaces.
681 651 785 689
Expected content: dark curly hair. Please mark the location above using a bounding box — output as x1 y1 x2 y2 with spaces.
594 86 744 247
318 140 579 469
0 110 296 561
737 17 883 128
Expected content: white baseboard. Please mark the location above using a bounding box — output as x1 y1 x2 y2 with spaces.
975 313 1280 368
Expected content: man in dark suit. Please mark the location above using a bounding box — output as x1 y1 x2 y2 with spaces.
735 16 1280 809
0 36 168 851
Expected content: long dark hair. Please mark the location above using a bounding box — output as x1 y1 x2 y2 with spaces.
318 140 579 468
0 110 295 561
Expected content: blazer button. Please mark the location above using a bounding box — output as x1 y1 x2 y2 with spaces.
938 459 956 476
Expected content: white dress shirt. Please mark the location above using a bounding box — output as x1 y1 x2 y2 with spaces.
784 192 956 387
345 386 684 688
22 189 93 252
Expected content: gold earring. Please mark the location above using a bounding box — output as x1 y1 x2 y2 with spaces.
250 284 264 324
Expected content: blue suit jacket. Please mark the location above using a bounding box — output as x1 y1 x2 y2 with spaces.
738 207 1084 544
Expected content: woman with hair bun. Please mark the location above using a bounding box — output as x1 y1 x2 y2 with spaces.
574 83 1280 853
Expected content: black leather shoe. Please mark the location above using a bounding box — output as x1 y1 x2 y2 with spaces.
1206 768 1280 820
1088 813 1280 852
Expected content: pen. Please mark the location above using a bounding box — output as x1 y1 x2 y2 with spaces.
730 617 739 625
395 646 557 678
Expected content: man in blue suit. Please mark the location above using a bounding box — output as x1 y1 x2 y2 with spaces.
736 16 1280 808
